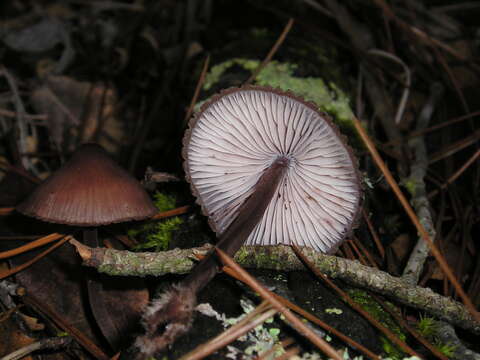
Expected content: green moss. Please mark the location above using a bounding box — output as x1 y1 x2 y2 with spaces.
153 192 177 212
128 192 183 251
434 341 457 358
403 179 418 197
203 58 257 90
250 28 268 38
416 314 436 338
202 58 356 133
348 289 407 359
416 315 458 358
234 246 250 265
133 217 183 251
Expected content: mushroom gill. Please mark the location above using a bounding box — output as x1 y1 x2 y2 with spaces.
184 86 361 253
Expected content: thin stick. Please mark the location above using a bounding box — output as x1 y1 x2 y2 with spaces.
347 239 369 266
340 241 356 260
384 110 480 147
0 233 64 259
352 236 380 268
184 55 210 125
0 108 47 120
0 207 15 216
0 161 41 184
429 130 480 164
1 336 71 360
256 338 295 360
245 19 294 85
215 248 343 360
209 301 271 345
273 346 301 360
429 148 480 198
367 49 411 125
0 236 69 279
291 245 421 358
362 209 385 259
353 116 480 322
150 205 190 220
0 235 42 241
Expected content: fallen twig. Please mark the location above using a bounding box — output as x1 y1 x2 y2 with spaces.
70 242 480 334
401 83 443 285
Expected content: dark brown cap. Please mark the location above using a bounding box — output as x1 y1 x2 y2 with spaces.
17 143 157 226
183 86 361 253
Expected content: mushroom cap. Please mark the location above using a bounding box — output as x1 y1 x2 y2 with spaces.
183 86 361 253
17 143 157 226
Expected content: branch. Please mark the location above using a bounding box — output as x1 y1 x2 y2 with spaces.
70 239 480 335
402 83 444 284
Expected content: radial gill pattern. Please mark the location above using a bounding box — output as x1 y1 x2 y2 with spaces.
184 86 361 253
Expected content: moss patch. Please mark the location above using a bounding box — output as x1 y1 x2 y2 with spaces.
347 289 407 359
203 58 356 134
128 192 183 251
416 315 458 358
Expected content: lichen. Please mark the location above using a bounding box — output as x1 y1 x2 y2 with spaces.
325 308 343 315
199 299 285 359
128 192 183 251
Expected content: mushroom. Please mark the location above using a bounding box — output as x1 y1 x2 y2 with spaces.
16 142 157 263
16 143 157 348
184 86 361 253
17 143 157 227
133 86 361 357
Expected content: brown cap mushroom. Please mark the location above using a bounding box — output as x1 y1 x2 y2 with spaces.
16 143 156 349
183 86 361 253
16 143 157 226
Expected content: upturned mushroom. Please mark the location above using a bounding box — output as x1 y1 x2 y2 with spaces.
133 86 361 357
16 143 157 348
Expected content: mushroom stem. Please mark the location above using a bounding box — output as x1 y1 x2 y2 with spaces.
133 157 290 358
183 155 290 292
84 228 121 349
83 228 99 247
